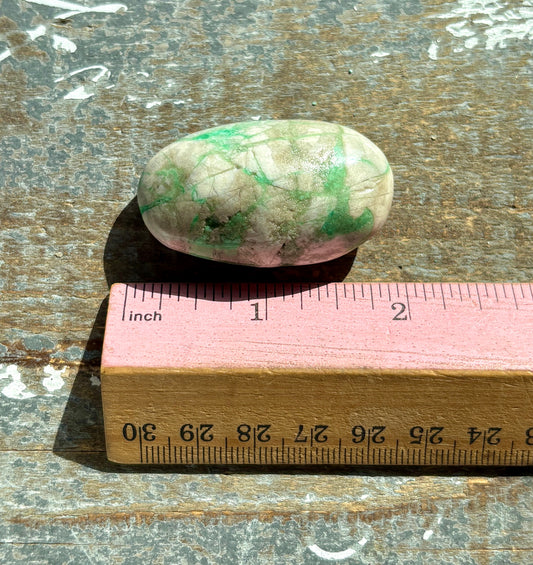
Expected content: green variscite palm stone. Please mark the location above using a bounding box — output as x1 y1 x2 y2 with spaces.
138 119 393 267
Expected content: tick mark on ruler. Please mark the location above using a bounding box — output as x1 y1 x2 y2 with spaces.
121 284 128 321
502 284 508 299
440 283 446 310
404 284 412 320
475 284 483 310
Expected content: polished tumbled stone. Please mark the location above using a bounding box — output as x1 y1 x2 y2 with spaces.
137 119 393 267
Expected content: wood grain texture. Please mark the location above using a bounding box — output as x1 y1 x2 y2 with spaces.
1 0 532 562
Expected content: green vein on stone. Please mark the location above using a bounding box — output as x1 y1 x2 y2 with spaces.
319 129 350 237
322 133 347 195
189 183 208 204
190 214 200 229
188 123 252 154
139 166 186 214
242 167 274 189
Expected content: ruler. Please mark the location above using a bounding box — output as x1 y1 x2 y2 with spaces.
101 282 533 466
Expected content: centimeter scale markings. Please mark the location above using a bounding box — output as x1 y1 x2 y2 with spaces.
101 282 533 466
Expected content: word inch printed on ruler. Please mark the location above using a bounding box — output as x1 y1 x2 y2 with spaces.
101 282 533 467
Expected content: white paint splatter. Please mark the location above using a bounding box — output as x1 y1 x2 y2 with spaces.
24 0 127 20
25 0 98 10
360 493 370 500
57 3 127 19
64 85 94 99
137 71 149 77
464 36 479 49
55 65 111 99
55 65 110 83
358 537 368 547
15 0 125 106
90 374 101 387
423 529 434 540
0 49 11 63
27 25 47 41
0 365 36 400
428 42 439 60
435 0 533 52
308 545 357 561
52 34 77 52
447 20 477 38
251 115 262 120
145 100 162 109
371 49 390 57
42 365 66 392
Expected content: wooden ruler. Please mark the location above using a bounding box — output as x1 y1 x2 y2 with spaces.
101 282 533 466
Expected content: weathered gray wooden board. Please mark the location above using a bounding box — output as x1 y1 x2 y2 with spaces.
1 0 532 562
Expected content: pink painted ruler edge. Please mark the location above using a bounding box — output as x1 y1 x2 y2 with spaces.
101 282 533 373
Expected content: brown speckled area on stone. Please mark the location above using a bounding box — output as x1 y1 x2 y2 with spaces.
1 0 532 563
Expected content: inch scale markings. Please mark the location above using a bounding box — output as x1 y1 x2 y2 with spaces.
102 282 533 466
